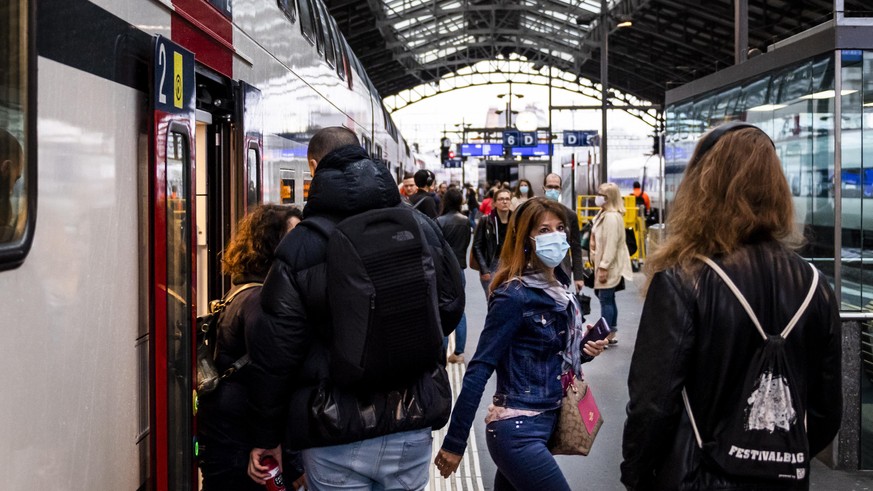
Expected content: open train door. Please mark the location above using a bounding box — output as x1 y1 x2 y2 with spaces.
149 35 197 491
237 81 263 214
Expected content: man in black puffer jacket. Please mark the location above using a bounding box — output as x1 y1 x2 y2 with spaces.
246 127 465 489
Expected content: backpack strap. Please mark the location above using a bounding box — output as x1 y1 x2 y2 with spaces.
213 282 262 378
682 256 820 449
411 197 425 209
696 256 818 340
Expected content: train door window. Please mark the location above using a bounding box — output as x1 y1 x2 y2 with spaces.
165 129 193 488
376 144 383 161
278 0 296 23
297 0 315 45
0 0 34 271
246 145 260 209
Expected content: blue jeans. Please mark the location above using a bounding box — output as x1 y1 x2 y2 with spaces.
443 274 467 355
302 429 432 490
597 287 618 331
485 411 570 491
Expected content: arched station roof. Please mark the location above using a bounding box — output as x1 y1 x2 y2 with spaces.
327 0 871 107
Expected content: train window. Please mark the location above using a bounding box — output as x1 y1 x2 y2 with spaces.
309 0 324 56
303 179 311 201
315 1 334 67
0 0 34 271
281 178 295 203
297 0 315 45
246 146 260 210
278 0 296 23
341 39 353 89
330 19 344 79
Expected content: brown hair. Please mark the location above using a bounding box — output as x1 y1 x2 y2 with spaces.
490 197 568 292
645 127 801 281
222 204 299 278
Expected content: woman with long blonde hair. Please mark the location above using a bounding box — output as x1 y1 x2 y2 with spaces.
435 197 606 490
590 181 632 344
621 123 841 489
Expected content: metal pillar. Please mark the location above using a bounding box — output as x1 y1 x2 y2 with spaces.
600 0 608 185
834 51 842 305
734 0 748 64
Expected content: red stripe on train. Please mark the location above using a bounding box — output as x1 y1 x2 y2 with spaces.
171 0 233 77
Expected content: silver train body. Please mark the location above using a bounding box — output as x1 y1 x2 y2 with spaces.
0 0 411 488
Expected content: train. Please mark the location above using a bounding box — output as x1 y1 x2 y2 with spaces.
0 0 413 488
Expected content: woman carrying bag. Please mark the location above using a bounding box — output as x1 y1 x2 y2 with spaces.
434 198 607 490
590 182 633 345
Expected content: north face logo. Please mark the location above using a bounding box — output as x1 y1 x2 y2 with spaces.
392 230 414 241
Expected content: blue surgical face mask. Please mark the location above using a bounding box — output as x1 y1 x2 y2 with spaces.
544 189 560 201
519 185 529 194
532 231 570 268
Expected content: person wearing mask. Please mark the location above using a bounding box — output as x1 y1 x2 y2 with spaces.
510 179 534 211
434 197 607 489
436 188 471 364
621 123 841 490
197 204 304 491
543 173 585 293
473 188 512 295
590 182 632 344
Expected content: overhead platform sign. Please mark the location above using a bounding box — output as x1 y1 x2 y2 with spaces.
503 130 538 147
460 143 552 157
563 130 598 147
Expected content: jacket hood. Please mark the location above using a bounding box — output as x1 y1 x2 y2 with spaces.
303 144 401 219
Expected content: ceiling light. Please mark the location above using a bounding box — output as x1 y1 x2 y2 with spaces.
799 89 858 100
748 104 787 112
616 18 633 28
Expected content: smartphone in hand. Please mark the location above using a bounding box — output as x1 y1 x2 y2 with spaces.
581 317 610 345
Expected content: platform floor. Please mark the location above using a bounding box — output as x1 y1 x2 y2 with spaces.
426 267 873 490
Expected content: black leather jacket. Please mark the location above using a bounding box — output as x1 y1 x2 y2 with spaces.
472 210 507 273
246 145 464 451
621 242 841 490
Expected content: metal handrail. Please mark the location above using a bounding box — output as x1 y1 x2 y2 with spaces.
840 312 873 321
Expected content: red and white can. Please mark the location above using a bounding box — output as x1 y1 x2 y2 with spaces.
261 456 287 491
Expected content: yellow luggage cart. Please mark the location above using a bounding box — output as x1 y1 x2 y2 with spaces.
577 195 646 271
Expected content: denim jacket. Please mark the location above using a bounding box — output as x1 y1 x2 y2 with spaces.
442 278 568 455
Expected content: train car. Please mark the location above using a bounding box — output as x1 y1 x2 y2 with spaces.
0 0 410 488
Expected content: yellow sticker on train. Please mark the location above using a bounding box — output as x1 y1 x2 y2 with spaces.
173 51 183 109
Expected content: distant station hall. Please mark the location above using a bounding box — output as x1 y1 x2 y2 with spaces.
3 0 873 489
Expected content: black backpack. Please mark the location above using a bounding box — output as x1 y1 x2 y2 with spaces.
301 206 444 390
195 283 262 394
682 256 819 482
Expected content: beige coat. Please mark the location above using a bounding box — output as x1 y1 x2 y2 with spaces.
590 209 633 289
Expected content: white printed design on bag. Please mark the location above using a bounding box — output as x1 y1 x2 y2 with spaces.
744 371 797 433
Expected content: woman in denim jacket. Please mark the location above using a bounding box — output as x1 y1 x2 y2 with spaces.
434 198 607 490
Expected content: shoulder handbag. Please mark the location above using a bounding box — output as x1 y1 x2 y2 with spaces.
548 374 603 456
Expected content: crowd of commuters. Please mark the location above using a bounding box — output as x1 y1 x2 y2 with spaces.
195 124 841 490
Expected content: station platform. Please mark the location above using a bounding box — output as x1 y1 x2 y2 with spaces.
427 267 873 490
